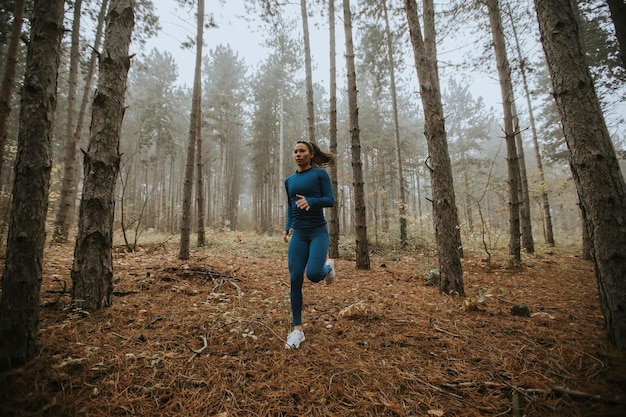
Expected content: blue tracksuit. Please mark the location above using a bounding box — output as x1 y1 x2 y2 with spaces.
284 167 335 326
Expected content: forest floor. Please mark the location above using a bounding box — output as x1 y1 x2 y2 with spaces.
1 231 625 417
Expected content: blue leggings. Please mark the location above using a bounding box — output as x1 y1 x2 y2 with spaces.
288 225 331 326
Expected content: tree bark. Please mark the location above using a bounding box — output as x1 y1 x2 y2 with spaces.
486 0 521 265
328 0 340 260
506 2 555 247
53 0 83 243
512 98 534 254
301 0 316 143
0 0 26 176
606 0 626 69
343 0 370 270
179 0 204 260
195 83 205 246
404 0 464 295
53 0 109 243
71 0 134 312
383 0 408 247
0 0 65 371
535 0 626 348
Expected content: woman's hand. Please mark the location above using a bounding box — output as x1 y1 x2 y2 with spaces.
295 194 310 211
282 230 290 243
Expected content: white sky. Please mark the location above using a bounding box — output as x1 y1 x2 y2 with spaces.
142 0 340 91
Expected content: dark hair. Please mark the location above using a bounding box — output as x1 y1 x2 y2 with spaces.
297 140 335 167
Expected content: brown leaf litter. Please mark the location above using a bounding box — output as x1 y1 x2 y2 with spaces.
0 235 625 416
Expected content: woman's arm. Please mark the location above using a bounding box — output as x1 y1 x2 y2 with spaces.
306 169 335 208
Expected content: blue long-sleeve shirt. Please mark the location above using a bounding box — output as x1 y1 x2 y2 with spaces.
284 167 335 231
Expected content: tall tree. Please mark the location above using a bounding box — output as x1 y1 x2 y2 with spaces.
512 98 534 254
328 0 340 259
122 49 181 238
442 78 492 234
195 83 205 246
0 0 25 176
606 0 626 69
505 2 555 247
343 0 370 269
0 0 65 371
179 0 204 260
486 0 522 264
203 45 248 229
71 0 134 312
300 0 315 143
250 17 301 233
382 0 408 246
53 0 110 243
52 0 83 242
534 0 626 348
404 0 464 295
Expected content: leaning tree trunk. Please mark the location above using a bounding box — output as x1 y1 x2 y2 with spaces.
328 0 340 259
506 2 555 247
0 0 65 371
512 99 534 254
71 0 134 312
383 0 408 247
53 0 109 242
487 0 521 265
0 0 26 177
606 0 626 69
424 0 462 259
535 0 626 349
301 0 316 144
343 0 370 270
53 0 83 243
405 0 464 295
179 0 204 260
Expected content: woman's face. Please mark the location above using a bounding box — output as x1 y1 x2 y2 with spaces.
293 143 313 170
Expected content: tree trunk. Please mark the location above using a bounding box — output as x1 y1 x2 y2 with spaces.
535 0 626 349
404 0 464 295
343 0 370 270
53 0 83 243
54 0 109 243
195 86 205 246
606 0 626 69
512 98 534 254
279 94 285 234
460 151 474 232
0 0 65 371
487 0 521 265
179 0 204 260
71 0 134 312
424 0 462 259
301 0 315 143
0 0 26 176
328 0 340 260
383 0 407 247
506 2 555 247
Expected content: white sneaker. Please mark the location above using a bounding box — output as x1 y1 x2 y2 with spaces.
325 259 336 285
285 329 305 349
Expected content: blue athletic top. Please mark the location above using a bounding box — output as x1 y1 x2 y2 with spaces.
284 167 335 231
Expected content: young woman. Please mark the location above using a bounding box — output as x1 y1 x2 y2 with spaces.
282 140 336 349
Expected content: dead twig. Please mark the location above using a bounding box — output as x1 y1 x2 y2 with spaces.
443 380 624 405
187 335 208 362
112 332 129 340
433 325 461 338
243 320 285 343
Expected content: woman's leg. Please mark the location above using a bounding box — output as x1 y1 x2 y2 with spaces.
305 226 331 283
288 229 310 326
